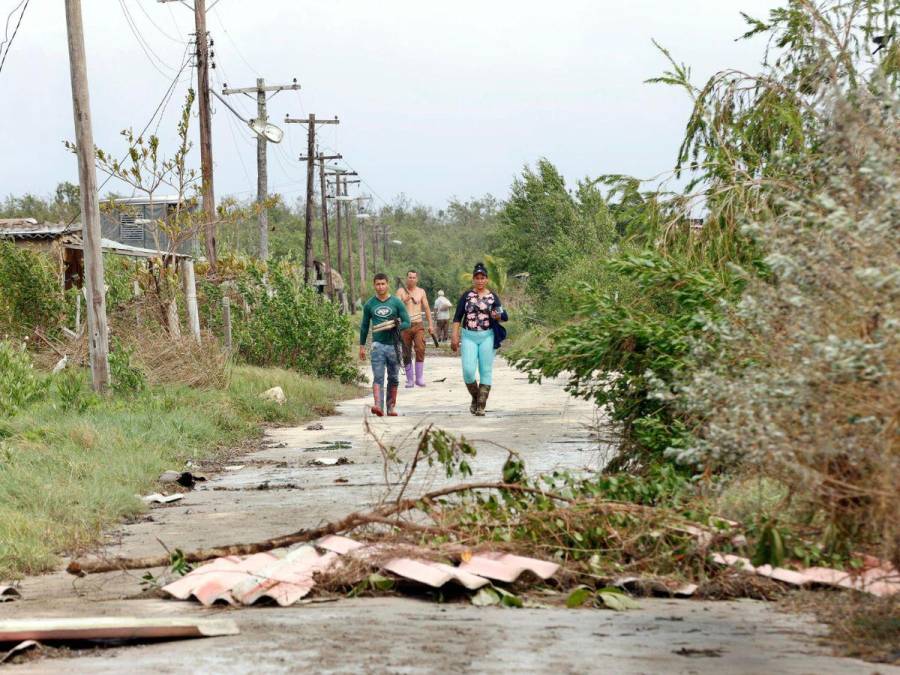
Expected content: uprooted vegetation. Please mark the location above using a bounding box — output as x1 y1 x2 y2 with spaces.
501 1 899 576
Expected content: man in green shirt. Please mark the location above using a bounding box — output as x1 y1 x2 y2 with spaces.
359 272 411 416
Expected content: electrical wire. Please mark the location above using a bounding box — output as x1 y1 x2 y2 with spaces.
117 0 179 78
0 0 29 77
131 0 183 43
0 0 26 56
63 44 194 230
210 3 260 76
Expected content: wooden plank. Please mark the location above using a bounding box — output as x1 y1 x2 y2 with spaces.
0 617 239 642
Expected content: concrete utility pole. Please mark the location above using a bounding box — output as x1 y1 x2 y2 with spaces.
331 177 360 308
222 78 300 260
341 177 355 311
65 0 110 393
285 114 338 284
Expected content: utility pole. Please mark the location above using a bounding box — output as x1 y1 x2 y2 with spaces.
158 0 218 267
194 0 216 270
318 155 334 297
328 175 359 302
65 0 110 393
298 151 341 293
341 177 355 310
222 78 300 260
285 114 338 284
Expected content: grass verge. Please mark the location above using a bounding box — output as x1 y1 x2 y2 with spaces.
0 365 358 578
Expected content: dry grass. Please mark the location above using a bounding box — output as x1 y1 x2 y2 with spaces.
782 591 900 665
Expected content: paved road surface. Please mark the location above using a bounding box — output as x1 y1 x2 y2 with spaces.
2 355 892 674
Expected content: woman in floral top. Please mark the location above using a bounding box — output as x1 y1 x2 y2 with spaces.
451 262 509 416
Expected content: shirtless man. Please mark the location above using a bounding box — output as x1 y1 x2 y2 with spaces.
395 269 435 388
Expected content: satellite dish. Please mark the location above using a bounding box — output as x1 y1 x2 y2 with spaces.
249 119 284 143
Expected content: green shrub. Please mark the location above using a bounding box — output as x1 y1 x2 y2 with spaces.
509 252 742 469
109 338 147 395
0 340 46 415
0 242 65 338
234 264 358 384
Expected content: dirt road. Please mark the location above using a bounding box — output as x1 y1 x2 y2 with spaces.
2 355 892 673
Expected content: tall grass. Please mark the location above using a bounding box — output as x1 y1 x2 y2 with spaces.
0 366 358 578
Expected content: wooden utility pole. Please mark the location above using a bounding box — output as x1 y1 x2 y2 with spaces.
317 156 334 297
193 0 217 270
65 0 110 393
342 178 355 311
298 151 341 293
285 114 338 284
222 78 300 260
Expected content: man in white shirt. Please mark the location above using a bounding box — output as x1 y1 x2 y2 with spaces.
434 290 453 343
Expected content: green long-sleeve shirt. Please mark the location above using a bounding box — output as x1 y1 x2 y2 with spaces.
359 295 410 345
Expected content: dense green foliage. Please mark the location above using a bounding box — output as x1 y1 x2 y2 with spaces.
230 263 358 384
510 254 742 467
0 241 66 339
0 340 46 416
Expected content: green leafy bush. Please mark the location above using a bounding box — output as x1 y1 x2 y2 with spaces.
0 241 65 338
0 340 46 416
110 338 147 395
509 252 742 469
234 264 357 384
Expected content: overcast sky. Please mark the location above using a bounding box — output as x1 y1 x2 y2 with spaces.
0 0 781 210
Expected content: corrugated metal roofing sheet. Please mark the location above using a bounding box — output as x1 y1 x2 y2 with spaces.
710 552 899 597
162 536 559 607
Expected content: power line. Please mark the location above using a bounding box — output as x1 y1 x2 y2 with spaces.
210 4 259 76
0 0 26 56
0 0 29 77
63 44 194 230
130 0 183 43
117 0 179 78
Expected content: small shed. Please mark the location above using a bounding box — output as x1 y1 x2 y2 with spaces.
0 219 190 290
100 195 198 255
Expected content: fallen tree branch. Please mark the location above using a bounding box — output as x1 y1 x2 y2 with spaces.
66 481 570 575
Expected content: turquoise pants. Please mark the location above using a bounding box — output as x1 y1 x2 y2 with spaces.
461 329 495 386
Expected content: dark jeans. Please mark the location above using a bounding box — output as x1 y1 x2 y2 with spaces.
370 342 399 409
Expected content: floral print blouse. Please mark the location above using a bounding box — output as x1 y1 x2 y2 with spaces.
453 290 504 331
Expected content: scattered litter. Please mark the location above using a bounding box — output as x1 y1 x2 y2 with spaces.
0 617 239 643
0 640 38 664
0 586 21 602
225 465 245 471
162 535 558 607
304 441 352 453
265 441 289 449
612 577 697 598
259 386 286 404
674 647 723 658
710 552 899 597
432 377 447 383
307 457 353 467
141 493 184 504
159 471 205 488
306 423 324 431
334 477 349 484
51 355 68 375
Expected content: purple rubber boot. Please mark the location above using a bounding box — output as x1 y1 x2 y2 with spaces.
415 361 426 387
404 363 415 388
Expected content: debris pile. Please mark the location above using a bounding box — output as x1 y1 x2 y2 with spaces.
161 534 558 607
